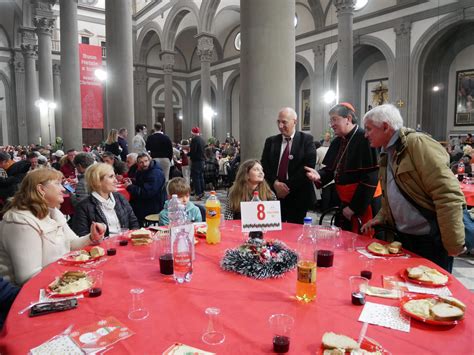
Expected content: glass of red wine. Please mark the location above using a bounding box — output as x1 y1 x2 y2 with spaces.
360 258 374 280
349 276 369 305
269 314 294 353
313 225 339 267
87 270 103 298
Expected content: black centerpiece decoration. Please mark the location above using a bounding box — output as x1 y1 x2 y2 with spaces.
220 238 298 279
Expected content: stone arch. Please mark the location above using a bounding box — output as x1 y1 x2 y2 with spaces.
0 25 11 48
136 21 163 64
307 0 325 29
296 54 314 82
199 0 221 33
0 70 15 144
409 8 474 128
162 0 200 51
154 87 181 107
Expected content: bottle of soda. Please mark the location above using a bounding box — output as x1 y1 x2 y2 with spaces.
457 161 465 182
296 217 317 303
168 194 180 227
249 191 264 239
173 210 193 283
205 191 221 244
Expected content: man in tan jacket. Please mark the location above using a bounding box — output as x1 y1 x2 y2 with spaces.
361 104 466 272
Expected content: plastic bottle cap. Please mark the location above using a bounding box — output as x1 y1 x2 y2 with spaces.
303 217 312 224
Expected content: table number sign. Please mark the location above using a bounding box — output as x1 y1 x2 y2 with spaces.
240 201 282 232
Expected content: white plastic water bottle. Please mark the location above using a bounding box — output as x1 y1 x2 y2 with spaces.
168 194 180 227
173 225 193 283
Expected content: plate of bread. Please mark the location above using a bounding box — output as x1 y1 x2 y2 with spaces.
366 241 404 256
400 265 450 287
400 294 466 325
47 270 93 297
61 246 106 264
321 332 388 354
130 228 153 246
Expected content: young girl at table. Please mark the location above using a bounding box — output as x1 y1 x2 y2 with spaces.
0 168 105 286
159 177 202 225
224 159 276 220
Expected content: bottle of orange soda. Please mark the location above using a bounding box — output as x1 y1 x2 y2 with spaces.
205 191 221 244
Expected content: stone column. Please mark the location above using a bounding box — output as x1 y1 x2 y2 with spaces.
105 0 135 140
215 71 225 142
334 0 355 104
60 0 82 150
312 44 326 140
240 0 295 161
160 50 175 141
183 80 192 139
33 0 56 144
134 66 148 126
21 27 41 145
13 59 28 145
52 63 62 139
196 33 214 141
394 21 411 125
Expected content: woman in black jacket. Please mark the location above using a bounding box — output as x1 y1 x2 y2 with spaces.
72 163 139 237
104 129 122 157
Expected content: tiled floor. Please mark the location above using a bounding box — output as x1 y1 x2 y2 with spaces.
193 189 474 292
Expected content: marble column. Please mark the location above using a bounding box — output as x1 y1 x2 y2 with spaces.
60 0 82 150
183 80 192 139
105 0 135 140
394 21 411 125
134 66 148 127
312 44 326 140
160 50 175 141
21 27 41 145
196 33 214 141
52 63 61 139
13 58 28 145
33 0 56 144
240 0 295 161
215 72 225 142
334 0 355 104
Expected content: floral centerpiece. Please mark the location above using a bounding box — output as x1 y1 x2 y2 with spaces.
220 238 298 279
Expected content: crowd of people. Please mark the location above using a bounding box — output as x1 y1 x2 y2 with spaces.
0 103 471 328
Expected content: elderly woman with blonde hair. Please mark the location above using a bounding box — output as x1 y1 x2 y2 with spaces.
0 168 105 286
72 163 139 237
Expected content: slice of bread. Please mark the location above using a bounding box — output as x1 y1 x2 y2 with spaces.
438 296 466 311
388 246 400 254
367 242 388 255
403 299 435 318
131 238 152 246
389 241 402 248
322 332 359 351
407 267 424 279
90 246 105 258
323 349 345 355
430 303 464 321
131 228 151 239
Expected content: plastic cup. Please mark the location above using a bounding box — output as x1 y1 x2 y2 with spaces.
360 258 374 280
128 288 149 320
202 307 225 345
87 270 103 298
268 314 294 353
350 276 369 305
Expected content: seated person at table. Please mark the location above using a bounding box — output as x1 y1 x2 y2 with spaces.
225 159 276 220
72 163 139 237
71 152 96 208
0 168 105 286
159 177 202 225
101 151 127 177
0 277 19 329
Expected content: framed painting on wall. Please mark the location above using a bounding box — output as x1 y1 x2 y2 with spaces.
365 78 389 113
454 69 474 126
301 89 310 130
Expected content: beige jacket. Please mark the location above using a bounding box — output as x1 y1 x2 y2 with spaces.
0 208 91 286
375 128 466 255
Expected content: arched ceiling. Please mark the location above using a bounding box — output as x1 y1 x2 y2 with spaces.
213 6 239 49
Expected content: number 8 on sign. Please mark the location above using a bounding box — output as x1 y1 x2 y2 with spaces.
257 204 266 220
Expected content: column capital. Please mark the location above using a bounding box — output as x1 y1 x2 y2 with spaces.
313 44 325 58
32 0 57 14
195 33 214 63
21 44 38 59
14 60 25 73
52 63 61 75
394 21 411 37
20 26 38 45
134 68 148 85
334 0 356 15
34 17 55 36
160 50 175 74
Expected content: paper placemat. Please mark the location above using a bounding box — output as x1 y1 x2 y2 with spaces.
357 248 410 259
162 342 215 355
30 335 84 355
358 302 410 333
405 284 452 296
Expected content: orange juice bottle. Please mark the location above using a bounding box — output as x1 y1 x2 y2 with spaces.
296 217 317 302
205 191 221 244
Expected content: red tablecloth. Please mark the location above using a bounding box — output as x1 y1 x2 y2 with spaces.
460 183 474 206
1 223 472 354
60 186 131 216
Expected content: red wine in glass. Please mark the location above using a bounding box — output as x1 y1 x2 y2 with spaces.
317 250 334 267
119 239 128 246
88 287 102 297
107 248 116 256
273 335 290 353
159 253 174 275
360 270 372 279
351 291 366 305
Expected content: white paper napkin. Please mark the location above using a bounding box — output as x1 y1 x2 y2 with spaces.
30 335 83 355
405 284 452 296
358 301 410 333
356 248 410 259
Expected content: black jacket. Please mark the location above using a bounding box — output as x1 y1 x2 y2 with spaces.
7 160 31 183
118 136 129 161
71 192 139 237
146 132 173 160
104 142 121 157
189 135 206 161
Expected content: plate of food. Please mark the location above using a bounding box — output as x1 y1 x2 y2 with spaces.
46 270 93 297
400 294 466 325
400 265 451 287
60 246 106 264
321 331 389 354
194 223 207 239
366 241 405 257
130 228 153 246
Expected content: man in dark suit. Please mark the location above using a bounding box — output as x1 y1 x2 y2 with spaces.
146 122 173 182
261 107 316 224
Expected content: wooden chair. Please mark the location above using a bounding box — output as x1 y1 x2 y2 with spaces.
144 214 160 227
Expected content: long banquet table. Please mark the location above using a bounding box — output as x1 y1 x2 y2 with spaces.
460 182 474 206
1 222 472 354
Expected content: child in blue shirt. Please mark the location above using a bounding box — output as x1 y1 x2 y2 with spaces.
159 177 202 225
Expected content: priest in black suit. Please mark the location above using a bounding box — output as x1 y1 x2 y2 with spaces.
261 107 316 224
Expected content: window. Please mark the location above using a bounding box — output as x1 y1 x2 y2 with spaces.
81 36 90 44
234 32 241 51
101 41 106 57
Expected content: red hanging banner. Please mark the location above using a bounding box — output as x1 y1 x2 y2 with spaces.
79 44 104 129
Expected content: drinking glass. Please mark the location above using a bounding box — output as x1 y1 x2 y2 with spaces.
118 228 129 246
128 288 149 320
158 230 173 275
314 225 339 267
360 258 374 280
87 270 103 298
349 276 369 305
202 307 225 345
268 314 294 353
